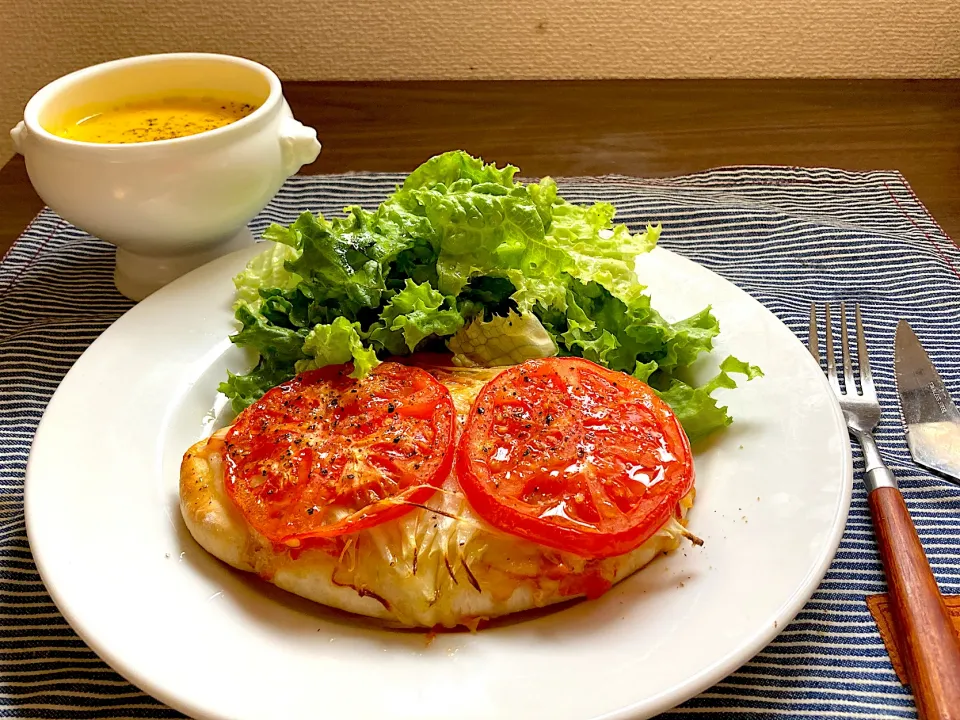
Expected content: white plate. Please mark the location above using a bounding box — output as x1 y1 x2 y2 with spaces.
26 245 851 720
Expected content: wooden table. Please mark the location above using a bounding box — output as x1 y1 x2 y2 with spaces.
3 79 959 256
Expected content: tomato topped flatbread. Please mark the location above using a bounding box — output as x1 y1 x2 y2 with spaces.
222 362 456 547
182 358 698 628
455 357 694 558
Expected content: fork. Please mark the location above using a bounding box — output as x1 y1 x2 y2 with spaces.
810 303 960 720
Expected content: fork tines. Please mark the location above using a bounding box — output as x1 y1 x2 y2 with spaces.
809 302 875 398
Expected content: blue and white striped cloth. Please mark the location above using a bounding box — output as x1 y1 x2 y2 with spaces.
2 167 959 719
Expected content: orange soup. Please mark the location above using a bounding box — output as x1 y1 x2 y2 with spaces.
49 95 260 144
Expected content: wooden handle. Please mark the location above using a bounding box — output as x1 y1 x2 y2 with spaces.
869 487 960 719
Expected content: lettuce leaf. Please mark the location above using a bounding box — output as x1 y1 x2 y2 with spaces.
411 183 570 311
368 279 464 355
529 177 660 305
219 357 296 414
402 150 519 191
540 281 720 376
449 311 558 367
296 317 379 378
403 167 658 314
229 304 308 365
654 356 764 442
233 242 301 310
281 210 389 311
216 304 307 412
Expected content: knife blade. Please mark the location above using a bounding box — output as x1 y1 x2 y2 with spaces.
894 319 960 483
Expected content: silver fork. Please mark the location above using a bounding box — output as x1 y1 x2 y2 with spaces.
810 303 960 720
809 303 894 493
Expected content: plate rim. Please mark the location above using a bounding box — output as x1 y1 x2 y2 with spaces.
25 244 853 720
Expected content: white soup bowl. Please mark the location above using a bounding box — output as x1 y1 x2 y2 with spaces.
11 53 321 300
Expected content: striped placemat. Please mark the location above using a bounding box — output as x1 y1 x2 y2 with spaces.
2 167 959 719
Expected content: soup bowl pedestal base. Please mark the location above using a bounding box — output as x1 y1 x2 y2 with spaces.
114 227 254 301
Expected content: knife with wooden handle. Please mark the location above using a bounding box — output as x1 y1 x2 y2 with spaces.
889 320 960 718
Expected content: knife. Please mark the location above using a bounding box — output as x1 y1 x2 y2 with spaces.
894 320 960 484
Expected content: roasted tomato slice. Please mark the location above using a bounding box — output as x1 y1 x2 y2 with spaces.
455 357 694 558
223 362 456 547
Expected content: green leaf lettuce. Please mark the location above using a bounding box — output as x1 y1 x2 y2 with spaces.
219 150 760 440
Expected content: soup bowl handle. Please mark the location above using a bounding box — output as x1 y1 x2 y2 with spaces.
278 116 322 177
10 121 28 154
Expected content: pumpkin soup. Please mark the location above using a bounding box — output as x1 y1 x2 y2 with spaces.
50 95 259 144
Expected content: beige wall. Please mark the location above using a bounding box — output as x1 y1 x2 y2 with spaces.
4 0 960 161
